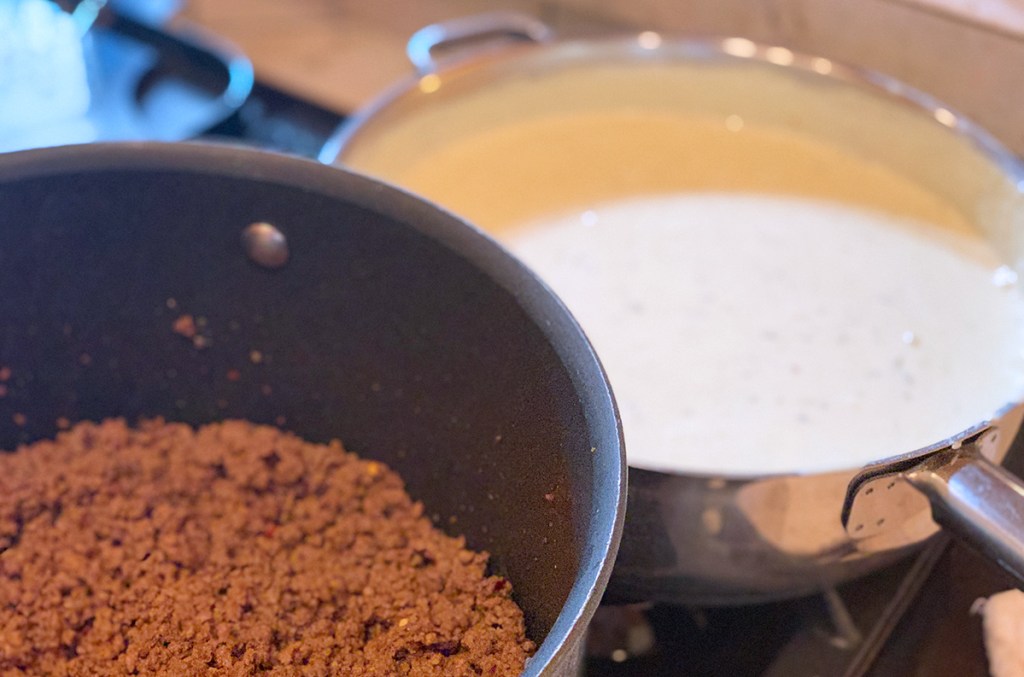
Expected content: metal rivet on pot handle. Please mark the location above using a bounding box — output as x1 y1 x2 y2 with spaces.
406 11 553 76
242 222 289 269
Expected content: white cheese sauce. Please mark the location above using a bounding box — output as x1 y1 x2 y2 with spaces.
508 194 1024 475
362 104 1024 476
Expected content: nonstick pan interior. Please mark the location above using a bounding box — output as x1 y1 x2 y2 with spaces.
0 143 625 672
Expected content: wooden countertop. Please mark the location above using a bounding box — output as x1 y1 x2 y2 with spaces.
177 0 611 114
179 0 428 113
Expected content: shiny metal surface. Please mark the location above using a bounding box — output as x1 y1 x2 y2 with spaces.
322 14 1024 605
609 469 919 605
611 408 1024 605
905 439 1024 581
842 426 1002 541
241 221 289 269
406 11 553 76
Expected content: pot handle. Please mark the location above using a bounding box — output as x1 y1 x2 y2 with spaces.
844 427 1024 583
406 11 554 75
904 449 1024 581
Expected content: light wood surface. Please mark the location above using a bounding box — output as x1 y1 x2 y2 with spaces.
176 0 568 113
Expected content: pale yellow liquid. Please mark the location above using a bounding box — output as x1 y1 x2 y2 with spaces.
387 111 974 237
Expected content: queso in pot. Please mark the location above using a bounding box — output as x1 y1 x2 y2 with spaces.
334 46 1024 476
327 32 1024 602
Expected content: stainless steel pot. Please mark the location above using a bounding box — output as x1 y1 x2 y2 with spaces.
322 13 1024 604
0 142 626 674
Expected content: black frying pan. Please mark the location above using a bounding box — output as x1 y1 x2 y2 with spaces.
0 142 625 676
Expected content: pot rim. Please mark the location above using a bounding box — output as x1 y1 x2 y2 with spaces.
319 31 1024 185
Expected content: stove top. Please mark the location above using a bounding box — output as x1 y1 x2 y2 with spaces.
585 537 1013 677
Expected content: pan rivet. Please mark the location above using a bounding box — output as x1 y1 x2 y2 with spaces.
242 222 289 269
876 518 885 527
864 487 874 496
886 481 896 490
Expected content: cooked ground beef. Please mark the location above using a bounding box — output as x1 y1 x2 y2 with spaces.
0 419 534 675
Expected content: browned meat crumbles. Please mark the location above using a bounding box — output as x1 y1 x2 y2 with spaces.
0 419 535 676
